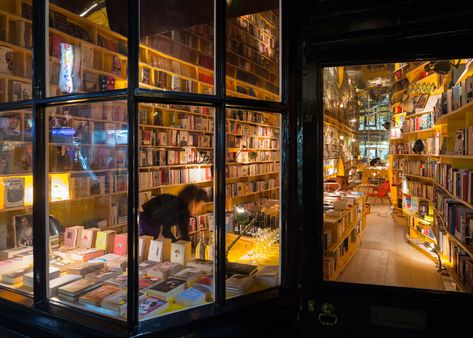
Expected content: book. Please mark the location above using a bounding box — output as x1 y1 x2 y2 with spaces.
67 261 104 276
174 287 206 307
170 240 192 265
0 46 13 74
0 224 7 250
113 233 127 256
139 276 162 290
225 274 254 294
172 267 204 287
3 177 25 208
146 261 183 279
78 284 121 306
0 266 32 285
254 265 279 287
48 274 83 296
64 226 84 248
85 267 122 282
70 248 105 263
79 228 99 248
139 296 169 318
95 230 116 254
186 259 213 273
454 129 466 155
139 235 153 260
145 278 186 301
104 273 128 288
147 240 164 262
58 278 102 301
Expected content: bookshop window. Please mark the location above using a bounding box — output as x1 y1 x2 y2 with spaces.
47 1 128 97
137 104 215 320
46 101 129 320
226 2 280 102
0 2 32 103
323 61 473 294
138 1 215 95
0 109 33 296
225 109 281 298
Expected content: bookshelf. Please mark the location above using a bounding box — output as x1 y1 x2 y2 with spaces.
323 194 365 280
389 59 473 291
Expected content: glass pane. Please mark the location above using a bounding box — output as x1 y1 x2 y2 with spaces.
139 1 214 94
0 2 32 103
225 109 281 299
47 1 128 97
137 103 214 320
0 109 33 295
47 101 128 320
226 3 280 101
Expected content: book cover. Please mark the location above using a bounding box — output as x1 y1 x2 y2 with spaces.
3 177 25 208
64 226 83 248
13 214 33 247
70 248 105 262
0 46 13 74
139 296 169 317
58 277 102 297
85 267 121 282
186 259 213 273
48 274 83 296
113 233 127 256
139 235 153 260
78 284 121 306
95 230 116 253
454 129 465 155
66 261 104 276
0 223 7 250
146 278 186 301
175 287 206 307
170 240 191 265
0 113 21 140
104 273 128 288
172 267 204 286
147 240 164 262
146 261 183 279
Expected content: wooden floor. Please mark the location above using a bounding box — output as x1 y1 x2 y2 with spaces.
337 204 445 291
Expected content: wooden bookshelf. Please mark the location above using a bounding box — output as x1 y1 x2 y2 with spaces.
404 174 434 182
434 183 473 210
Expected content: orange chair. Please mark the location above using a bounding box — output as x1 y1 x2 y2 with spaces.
366 181 392 205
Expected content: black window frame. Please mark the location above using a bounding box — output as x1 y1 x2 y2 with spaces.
0 0 297 335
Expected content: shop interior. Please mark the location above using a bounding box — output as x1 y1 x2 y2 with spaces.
323 61 473 293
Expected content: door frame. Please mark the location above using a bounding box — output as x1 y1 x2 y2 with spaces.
299 13 473 337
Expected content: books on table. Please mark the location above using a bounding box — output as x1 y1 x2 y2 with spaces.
174 287 206 307
49 274 83 296
139 296 169 318
145 277 186 301
78 284 122 306
171 267 204 287
146 261 183 279
57 278 103 302
226 274 254 295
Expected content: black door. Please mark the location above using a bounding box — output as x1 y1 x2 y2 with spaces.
298 2 473 337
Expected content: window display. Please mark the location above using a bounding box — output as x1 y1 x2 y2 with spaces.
225 110 281 298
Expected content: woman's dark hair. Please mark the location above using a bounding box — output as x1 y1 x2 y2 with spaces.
178 185 209 205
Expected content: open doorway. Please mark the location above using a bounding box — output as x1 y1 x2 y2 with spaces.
323 60 473 293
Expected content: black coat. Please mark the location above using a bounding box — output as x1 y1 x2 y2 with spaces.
141 194 190 242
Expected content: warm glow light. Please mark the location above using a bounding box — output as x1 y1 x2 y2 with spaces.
50 174 70 202
24 175 33 206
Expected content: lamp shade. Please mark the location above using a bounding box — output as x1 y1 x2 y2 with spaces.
234 206 252 225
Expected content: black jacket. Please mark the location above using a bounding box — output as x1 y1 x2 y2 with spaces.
141 194 190 242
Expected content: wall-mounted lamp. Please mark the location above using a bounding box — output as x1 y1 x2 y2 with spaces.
424 241 447 273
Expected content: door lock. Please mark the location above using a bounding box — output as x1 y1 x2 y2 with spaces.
318 302 338 327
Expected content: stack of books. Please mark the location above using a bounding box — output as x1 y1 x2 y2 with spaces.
57 278 103 302
145 278 186 301
226 274 254 295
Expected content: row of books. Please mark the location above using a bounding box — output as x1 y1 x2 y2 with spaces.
50 102 127 123
138 167 212 190
408 216 435 241
138 148 212 167
404 180 434 201
453 126 473 155
433 75 473 120
402 112 433 132
403 159 436 178
227 22 278 62
434 188 473 244
141 68 199 93
434 163 473 204
226 135 279 150
226 150 279 164
226 162 279 178
451 243 473 292
227 121 278 137
69 174 107 199
140 131 213 150
140 109 213 132
225 179 279 198
226 110 276 125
